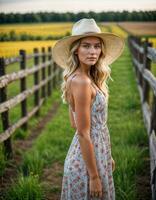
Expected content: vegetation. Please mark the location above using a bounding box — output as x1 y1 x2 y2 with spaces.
0 40 56 57
0 21 153 199
0 10 155 24
0 40 150 200
0 23 108 41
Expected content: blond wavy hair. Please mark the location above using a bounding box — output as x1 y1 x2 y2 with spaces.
61 36 113 104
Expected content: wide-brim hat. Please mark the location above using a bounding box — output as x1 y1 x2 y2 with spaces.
52 18 125 69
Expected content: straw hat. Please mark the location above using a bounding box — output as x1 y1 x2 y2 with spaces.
52 18 125 68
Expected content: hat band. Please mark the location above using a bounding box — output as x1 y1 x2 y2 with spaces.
72 31 101 36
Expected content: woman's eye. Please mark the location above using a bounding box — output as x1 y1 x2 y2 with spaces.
83 45 90 48
95 45 101 49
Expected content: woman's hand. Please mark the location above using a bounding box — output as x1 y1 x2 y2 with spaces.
111 156 116 172
89 176 102 198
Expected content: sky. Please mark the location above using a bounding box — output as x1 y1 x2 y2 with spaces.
0 0 156 13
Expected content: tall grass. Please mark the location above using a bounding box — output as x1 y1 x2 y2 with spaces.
5 173 45 200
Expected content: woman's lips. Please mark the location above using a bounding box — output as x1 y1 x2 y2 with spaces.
87 58 96 60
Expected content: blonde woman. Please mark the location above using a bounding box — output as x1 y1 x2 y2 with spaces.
52 18 125 200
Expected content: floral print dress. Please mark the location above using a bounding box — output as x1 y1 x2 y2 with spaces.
60 84 115 200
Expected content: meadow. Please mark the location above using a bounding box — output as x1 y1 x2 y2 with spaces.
0 40 150 200
0 22 154 199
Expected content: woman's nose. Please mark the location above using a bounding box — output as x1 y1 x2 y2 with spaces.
89 46 96 54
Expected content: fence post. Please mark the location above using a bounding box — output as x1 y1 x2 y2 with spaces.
150 96 156 134
138 38 144 86
20 49 27 130
41 47 46 99
142 39 152 103
53 62 58 88
34 48 40 116
0 58 13 159
47 47 52 96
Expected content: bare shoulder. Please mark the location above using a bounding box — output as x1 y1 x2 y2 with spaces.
71 73 91 90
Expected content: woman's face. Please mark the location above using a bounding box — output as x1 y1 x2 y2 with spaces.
75 36 102 67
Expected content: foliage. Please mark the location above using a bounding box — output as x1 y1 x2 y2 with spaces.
0 11 155 24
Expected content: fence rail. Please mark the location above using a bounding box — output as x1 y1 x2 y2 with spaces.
128 35 156 200
0 46 62 158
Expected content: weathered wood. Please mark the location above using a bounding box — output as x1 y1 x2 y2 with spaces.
0 58 13 158
0 99 44 143
0 61 52 88
128 35 156 200
143 69 156 96
4 56 21 66
41 47 46 98
147 47 156 63
47 47 52 96
20 50 27 130
151 95 156 134
0 74 54 113
142 40 150 102
34 48 40 116
0 46 62 160
150 130 156 200
130 39 144 53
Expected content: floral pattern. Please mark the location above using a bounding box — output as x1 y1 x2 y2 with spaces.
60 90 115 200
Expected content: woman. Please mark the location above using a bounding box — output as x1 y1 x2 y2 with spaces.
52 18 125 200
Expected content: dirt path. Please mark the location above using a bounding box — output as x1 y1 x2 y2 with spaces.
136 144 152 200
41 162 63 200
0 101 61 198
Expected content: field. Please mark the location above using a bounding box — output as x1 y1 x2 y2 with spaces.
0 22 156 58
0 22 108 37
0 40 57 57
0 22 154 199
118 22 156 36
0 23 73 37
0 41 151 200
0 22 109 58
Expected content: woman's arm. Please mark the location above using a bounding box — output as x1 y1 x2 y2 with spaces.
71 74 99 179
69 106 77 129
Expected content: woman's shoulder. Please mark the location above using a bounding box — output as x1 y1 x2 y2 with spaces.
68 73 91 87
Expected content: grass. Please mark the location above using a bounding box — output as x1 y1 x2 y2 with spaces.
5 173 45 200
1 39 149 200
0 23 151 199
108 40 149 199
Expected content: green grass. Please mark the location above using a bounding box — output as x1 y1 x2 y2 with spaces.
0 48 62 173
1 39 149 199
5 173 45 200
108 40 148 199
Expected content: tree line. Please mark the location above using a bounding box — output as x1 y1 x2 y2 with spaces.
0 10 155 24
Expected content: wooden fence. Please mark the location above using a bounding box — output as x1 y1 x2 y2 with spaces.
128 35 156 200
0 47 62 159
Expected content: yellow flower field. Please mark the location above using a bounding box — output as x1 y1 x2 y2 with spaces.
149 38 156 48
109 24 128 38
0 40 57 58
0 22 108 37
0 23 73 36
